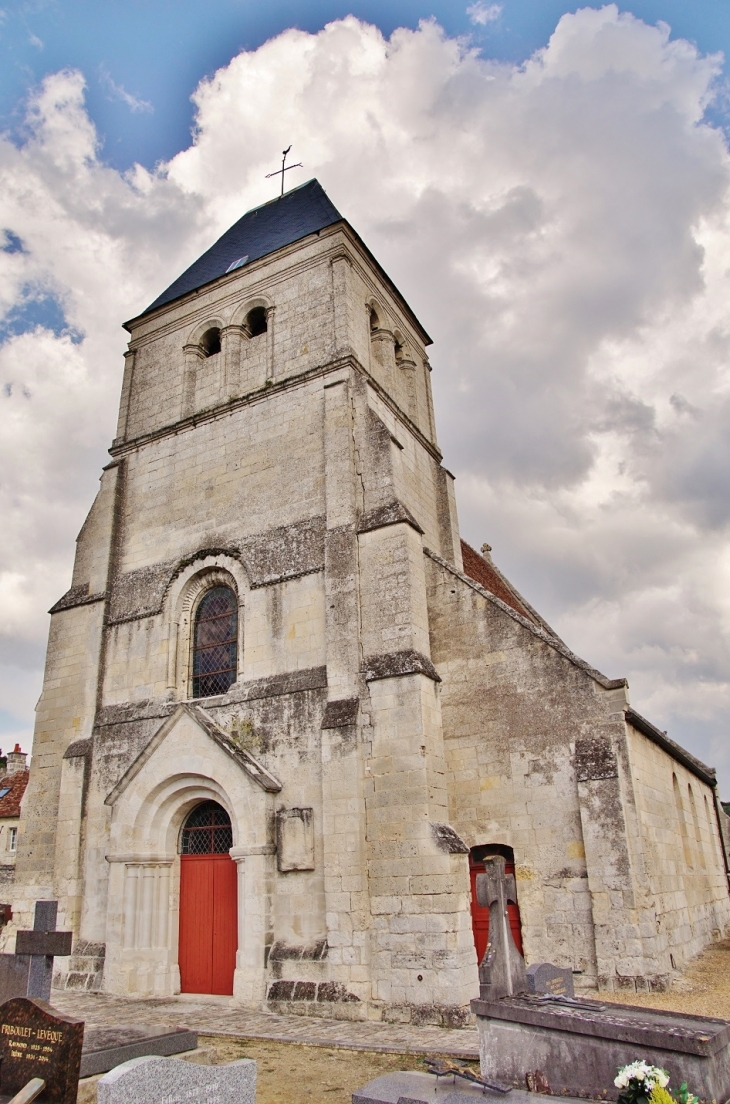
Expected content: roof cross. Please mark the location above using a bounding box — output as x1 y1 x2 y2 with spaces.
266 146 303 197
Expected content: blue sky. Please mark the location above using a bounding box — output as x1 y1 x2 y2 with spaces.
2 1 729 171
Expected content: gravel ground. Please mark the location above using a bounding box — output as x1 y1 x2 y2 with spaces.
598 937 730 1019
194 1037 459 1104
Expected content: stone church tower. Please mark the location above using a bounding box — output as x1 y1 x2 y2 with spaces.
12 180 730 1020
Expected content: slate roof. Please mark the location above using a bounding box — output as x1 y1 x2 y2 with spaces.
143 179 343 317
0 770 29 818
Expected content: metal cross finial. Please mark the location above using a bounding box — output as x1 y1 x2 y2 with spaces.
266 145 303 197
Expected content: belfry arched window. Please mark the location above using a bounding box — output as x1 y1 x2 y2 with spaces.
200 327 221 357
192 586 238 698
245 306 267 337
180 801 233 854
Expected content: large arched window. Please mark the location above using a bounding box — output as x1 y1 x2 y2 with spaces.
180 801 233 854
192 586 238 698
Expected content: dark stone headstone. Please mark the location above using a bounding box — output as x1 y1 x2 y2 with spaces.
21 902 72 1002
79 1025 199 1077
0 956 30 1005
0 902 74 1006
0 997 83 1104
475 856 526 1000
525 962 574 998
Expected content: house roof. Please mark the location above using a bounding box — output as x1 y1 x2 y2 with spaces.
140 179 343 318
0 770 29 818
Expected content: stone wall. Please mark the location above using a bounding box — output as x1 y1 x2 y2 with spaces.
426 549 730 991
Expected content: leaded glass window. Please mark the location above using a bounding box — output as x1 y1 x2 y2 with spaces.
192 586 237 698
180 801 232 854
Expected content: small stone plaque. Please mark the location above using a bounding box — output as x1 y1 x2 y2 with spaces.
97 1054 256 1104
526 961 574 998
0 997 84 1104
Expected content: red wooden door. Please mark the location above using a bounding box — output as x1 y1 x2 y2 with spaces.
469 856 523 963
179 853 238 994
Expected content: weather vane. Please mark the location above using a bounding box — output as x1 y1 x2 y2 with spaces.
266 146 303 197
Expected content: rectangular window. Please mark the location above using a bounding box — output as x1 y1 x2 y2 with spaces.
8 828 17 852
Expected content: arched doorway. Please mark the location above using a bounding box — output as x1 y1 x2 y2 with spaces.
178 800 238 995
469 844 523 964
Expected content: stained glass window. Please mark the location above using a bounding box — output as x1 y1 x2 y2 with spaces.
192 586 237 699
180 801 232 855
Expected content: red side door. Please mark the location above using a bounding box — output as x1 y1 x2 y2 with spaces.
179 853 238 995
469 856 523 963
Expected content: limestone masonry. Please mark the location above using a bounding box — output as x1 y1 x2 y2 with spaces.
10 179 730 1023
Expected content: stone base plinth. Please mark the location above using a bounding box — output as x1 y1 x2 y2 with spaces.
472 996 730 1103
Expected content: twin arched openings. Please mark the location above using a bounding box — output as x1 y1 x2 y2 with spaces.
198 307 268 361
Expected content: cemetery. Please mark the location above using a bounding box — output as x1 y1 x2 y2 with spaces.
0 880 730 1102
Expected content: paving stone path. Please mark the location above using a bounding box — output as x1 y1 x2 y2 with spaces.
51 991 480 1060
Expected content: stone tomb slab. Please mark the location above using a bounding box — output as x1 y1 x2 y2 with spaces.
79 1024 199 1077
0 997 83 1104
352 1070 587 1104
96 1054 256 1104
472 994 730 1102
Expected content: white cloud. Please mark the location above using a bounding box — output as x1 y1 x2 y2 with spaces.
467 2 503 26
3 7 730 789
99 66 153 113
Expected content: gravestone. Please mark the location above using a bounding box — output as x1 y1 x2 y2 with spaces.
16 902 72 1002
97 1054 256 1104
79 1025 198 1078
471 993 730 1101
525 962 574 998
352 1070 588 1104
0 997 83 1104
475 856 526 1000
0 902 72 1004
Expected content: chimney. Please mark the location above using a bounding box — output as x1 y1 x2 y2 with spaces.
6 745 27 776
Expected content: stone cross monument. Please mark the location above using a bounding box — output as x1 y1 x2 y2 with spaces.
476 855 527 1000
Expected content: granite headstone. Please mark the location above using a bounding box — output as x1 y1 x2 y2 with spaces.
525 962 574 998
0 997 83 1104
97 1054 256 1104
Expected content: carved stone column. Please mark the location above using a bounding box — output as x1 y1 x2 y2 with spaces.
265 307 276 381
230 845 273 1006
181 344 205 419
397 351 418 422
370 328 397 395
104 853 176 997
221 324 246 398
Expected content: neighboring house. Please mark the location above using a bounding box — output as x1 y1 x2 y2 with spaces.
0 746 29 887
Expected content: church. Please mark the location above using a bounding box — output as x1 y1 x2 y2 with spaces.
10 179 730 1024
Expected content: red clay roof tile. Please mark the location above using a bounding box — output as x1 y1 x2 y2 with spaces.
460 541 533 620
0 770 29 818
